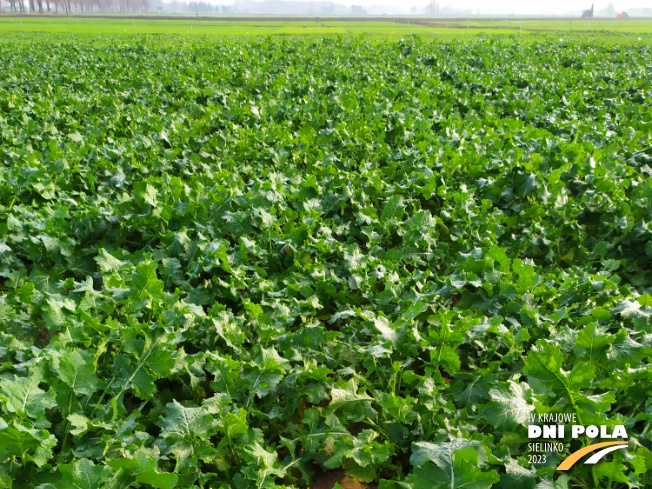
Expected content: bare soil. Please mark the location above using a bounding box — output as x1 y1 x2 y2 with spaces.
309 469 378 489
6 14 652 23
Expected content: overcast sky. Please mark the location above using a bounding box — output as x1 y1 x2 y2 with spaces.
366 1 652 14
224 0 652 15
461 1 646 14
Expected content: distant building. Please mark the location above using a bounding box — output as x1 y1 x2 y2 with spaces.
425 0 439 16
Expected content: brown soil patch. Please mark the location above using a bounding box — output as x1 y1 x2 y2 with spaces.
9 14 652 23
309 469 378 489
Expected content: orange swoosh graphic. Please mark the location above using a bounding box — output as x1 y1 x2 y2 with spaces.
557 441 628 470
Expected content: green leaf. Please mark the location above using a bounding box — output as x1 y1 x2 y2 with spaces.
67 413 89 436
372 316 398 345
159 400 213 441
381 195 405 223
53 349 100 397
131 260 165 302
514 172 538 196
224 409 249 440
330 379 374 409
0 372 56 418
451 372 496 407
36 458 111 489
593 459 629 485
431 344 461 374
480 381 535 429
573 323 613 362
614 298 651 320
524 342 579 397
0 422 57 468
135 470 179 489
41 297 66 332
410 446 499 489
410 439 483 468
608 329 651 367
134 182 159 207
496 458 537 489
95 248 125 273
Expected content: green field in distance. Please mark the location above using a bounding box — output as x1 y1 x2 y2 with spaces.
0 15 651 41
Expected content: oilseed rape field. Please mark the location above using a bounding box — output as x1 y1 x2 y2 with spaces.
0 24 651 489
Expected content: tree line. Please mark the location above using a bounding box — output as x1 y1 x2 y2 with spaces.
2 0 149 13
0 0 247 13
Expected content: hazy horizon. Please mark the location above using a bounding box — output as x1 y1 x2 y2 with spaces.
217 0 652 15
